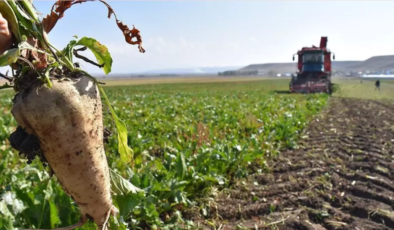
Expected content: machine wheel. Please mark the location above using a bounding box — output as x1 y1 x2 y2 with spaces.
328 82 333 96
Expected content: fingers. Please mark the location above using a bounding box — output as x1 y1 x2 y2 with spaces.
0 12 6 24
0 12 11 37
0 12 12 55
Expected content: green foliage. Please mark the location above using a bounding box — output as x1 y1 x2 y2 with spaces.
0 0 134 167
332 78 394 100
75 37 113 75
60 37 113 75
97 83 134 165
110 169 144 196
0 48 20 67
0 80 329 229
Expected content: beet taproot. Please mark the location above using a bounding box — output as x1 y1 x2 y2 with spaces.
11 74 118 229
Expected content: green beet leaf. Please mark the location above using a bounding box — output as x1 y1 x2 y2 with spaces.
76 37 113 75
109 169 144 196
0 48 20 67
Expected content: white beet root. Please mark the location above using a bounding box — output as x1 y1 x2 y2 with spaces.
11 75 118 230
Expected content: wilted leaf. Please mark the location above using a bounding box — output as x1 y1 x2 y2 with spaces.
109 168 144 196
0 48 20 67
97 85 133 165
75 37 112 74
115 118 133 164
115 194 142 217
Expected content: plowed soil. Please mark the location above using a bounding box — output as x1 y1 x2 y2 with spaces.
195 97 394 230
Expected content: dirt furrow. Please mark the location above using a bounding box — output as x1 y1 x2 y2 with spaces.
193 97 394 230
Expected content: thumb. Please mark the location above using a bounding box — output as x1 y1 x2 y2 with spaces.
0 12 6 22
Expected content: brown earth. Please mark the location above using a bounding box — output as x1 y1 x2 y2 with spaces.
194 97 394 230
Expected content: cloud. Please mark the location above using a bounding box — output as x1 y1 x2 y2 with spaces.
223 42 239 49
248 37 257 42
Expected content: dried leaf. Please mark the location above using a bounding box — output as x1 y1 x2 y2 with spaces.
21 36 47 69
42 12 58 34
35 56 48 69
53 0 73 18
117 22 145 53
42 0 145 52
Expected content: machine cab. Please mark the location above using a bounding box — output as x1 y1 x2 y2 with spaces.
302 50 324 72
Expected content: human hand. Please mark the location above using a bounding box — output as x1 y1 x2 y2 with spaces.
0 13 13 55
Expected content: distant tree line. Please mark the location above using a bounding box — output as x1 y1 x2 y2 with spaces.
218 70 258 76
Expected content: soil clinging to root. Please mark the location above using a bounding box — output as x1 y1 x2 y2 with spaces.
9 72 112 167
194 97 394 230
9 126 112 166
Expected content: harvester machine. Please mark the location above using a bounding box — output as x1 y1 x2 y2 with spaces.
289 36 335 94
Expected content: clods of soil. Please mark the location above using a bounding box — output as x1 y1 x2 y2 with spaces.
194 97 394 230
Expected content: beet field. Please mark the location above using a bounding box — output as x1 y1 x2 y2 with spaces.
1 78 394 230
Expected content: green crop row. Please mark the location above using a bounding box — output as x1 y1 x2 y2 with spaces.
0 82 328 229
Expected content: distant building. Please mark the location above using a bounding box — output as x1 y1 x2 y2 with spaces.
218 70 258 76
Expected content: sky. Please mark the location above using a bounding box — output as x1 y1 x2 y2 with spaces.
3 1 394 75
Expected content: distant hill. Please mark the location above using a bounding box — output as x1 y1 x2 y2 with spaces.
333 61 362 70
236 55 394 74
342 55 394 71
238 61 362 74
239 63 296 73
144 66 242 75
101 55 394 77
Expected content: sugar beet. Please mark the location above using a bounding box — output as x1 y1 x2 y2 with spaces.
11 75 118 229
